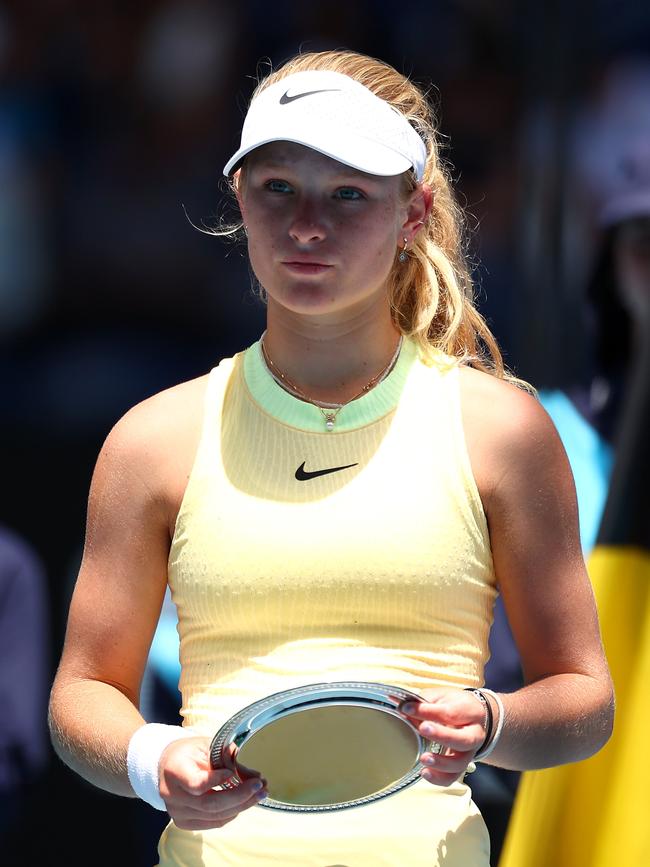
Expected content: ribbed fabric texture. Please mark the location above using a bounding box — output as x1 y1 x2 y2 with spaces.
168 337 496 730
161 338 496 865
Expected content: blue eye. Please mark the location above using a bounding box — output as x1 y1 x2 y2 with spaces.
266 179 292 193
337 188 363 201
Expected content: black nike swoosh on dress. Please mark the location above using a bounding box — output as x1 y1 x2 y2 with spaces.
279 89 341 105
295 461 359 481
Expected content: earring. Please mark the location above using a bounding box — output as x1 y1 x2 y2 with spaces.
398 237 408 263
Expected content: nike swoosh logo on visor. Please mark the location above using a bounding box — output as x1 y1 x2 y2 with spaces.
295 461 359 481
279 88 340 105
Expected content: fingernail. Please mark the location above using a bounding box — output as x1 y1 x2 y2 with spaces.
255 789 267 801
401 702 415 714
252 780 263 792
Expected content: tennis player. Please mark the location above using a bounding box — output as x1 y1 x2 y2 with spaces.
49 50 614 866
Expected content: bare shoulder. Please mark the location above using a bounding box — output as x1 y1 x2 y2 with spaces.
94 372 211 532
107 373 209 455
457 365 568 504
458 364 554 440
55 373 212 692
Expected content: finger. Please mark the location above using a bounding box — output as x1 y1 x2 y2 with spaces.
419 749 477 787
177 767 261 795
234 758 264 781
173 767 233 798
172 781 268 829
186 778 268 816
420 749 474 775
401 699 484 727
212 784 268 819
175 796 263 833
417 720 485 753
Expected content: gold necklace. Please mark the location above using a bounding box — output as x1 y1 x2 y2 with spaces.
260 333 403 431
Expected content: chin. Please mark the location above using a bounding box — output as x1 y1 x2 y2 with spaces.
267 284 344 316
266 281 389 321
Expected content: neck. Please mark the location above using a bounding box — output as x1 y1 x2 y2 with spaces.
263 301 402 406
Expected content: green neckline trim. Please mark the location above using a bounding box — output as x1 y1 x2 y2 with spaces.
242 337 419 433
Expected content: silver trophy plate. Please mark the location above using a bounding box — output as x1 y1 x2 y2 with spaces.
209 681 441 813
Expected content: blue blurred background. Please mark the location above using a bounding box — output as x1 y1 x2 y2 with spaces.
1 1 649 864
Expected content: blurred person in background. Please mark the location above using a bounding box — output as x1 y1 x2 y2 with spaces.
471 57 650 861
47 48 614 867
487 56 650 554
539 57 650 548
565 60 650 443
0 526 50 850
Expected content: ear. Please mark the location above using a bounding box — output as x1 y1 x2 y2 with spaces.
401 183 433 244
233 169 246 219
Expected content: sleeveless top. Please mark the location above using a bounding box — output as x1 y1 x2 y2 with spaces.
158 337 495 866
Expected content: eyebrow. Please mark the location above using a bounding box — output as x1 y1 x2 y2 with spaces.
248 159 377 183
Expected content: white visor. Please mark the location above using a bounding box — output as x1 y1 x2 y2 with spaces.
223 70 427 181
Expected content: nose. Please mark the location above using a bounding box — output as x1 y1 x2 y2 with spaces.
288 197 327 245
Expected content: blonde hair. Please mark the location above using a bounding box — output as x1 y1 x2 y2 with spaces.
228 50 521 384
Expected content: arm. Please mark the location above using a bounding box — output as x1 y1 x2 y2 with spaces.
403 370 614 784
48 399 177 795
48 387 267 827
476 379 614 770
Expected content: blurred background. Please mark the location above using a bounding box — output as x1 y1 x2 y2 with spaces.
1 1 649 864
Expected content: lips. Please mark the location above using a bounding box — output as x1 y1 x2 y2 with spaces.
282 261 333 275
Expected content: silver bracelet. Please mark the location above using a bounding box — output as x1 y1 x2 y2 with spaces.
464 688 492 754
473 688 505 761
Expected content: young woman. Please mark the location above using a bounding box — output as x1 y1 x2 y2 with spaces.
48 50 614 866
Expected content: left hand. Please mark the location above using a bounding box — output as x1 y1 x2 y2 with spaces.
400 688 487 786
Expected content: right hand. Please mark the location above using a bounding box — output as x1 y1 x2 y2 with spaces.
158 736 267 830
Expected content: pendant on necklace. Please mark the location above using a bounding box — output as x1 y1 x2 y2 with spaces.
324 412 336 432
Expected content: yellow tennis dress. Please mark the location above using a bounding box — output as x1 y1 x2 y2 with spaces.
157 337 495 866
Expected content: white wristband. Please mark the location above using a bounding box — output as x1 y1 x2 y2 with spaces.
127 723 196 811
473 689 505 761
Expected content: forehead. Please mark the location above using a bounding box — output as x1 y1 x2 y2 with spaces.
245 141 395 183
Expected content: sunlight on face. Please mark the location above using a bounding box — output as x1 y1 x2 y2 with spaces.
237 142 413 322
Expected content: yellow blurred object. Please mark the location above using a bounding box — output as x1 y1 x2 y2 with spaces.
500 546 650 867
